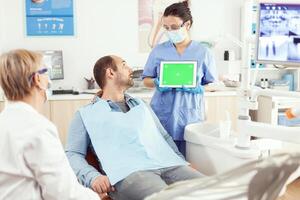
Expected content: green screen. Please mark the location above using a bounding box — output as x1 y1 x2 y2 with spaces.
162 63 195 85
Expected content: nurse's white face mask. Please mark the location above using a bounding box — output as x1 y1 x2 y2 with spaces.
166 26 187 44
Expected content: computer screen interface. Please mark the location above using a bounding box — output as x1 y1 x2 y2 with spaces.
159 61 197 88
41 50 64 80
256 3 300 65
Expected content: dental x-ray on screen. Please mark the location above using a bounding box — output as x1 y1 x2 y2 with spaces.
256 3 300 65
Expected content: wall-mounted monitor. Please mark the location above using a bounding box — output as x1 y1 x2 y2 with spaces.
256 3 300 66
40 50 64 80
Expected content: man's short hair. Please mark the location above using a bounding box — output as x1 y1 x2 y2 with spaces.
93 55 117 89
0 49 42 101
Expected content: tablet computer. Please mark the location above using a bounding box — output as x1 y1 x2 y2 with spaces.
159 61 197 88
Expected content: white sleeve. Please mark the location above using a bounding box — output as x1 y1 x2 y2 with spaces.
23 125 100 200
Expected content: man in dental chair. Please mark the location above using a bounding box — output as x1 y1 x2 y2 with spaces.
65 55 203 200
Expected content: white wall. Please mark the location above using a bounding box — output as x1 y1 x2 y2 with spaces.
0 0 243 90
0 0 5 53
191 0 244 60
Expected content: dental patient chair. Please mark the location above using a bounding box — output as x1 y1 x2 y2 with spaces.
146 153 300 200
86 148 112 200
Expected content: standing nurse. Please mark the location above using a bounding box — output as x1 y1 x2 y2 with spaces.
142 1 218 157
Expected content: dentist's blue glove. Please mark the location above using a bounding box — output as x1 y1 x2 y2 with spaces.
154 78 172 92
176 85 204 94
175 76 204 94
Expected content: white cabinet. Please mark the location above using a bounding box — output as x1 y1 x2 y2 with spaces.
0 93 239 144
0 101 50 116
0 101 4 112
0 98 91 146
255 96 300 125
0 96 92 146
50 99 91 146
205 95 238 131
131 91 239 130
41 102 51 119
253 96 300 153
128 92 153 104
47 93 239 146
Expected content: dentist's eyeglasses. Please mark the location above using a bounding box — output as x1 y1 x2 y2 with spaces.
162 22 185 31
28 67 50 82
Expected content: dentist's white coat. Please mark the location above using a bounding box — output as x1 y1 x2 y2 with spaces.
0 102 99 200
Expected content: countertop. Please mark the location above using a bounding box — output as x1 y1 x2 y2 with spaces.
0 89 238 101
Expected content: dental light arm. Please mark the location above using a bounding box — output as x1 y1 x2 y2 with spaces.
238 119 300 147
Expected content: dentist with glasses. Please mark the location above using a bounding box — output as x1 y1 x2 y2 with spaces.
0 49 99 200
142 1 218 157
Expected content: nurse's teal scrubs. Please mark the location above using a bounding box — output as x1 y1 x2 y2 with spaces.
142 40 218 156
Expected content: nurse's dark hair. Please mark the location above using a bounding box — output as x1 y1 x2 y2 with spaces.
93 55 117 89
163 1 193 27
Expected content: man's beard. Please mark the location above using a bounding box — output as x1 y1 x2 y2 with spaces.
126 79 134 88
116 74 134 89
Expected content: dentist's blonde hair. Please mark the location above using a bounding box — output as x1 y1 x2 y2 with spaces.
0 49 42 101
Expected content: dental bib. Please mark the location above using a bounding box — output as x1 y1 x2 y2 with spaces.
79 97 187 185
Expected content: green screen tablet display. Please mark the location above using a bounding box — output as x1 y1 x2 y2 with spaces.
159 61 197 88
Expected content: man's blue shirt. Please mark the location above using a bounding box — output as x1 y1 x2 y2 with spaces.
65 94 185 188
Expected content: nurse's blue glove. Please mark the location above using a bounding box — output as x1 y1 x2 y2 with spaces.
176 85 204 94
154 78 172 92
176 76 204 94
